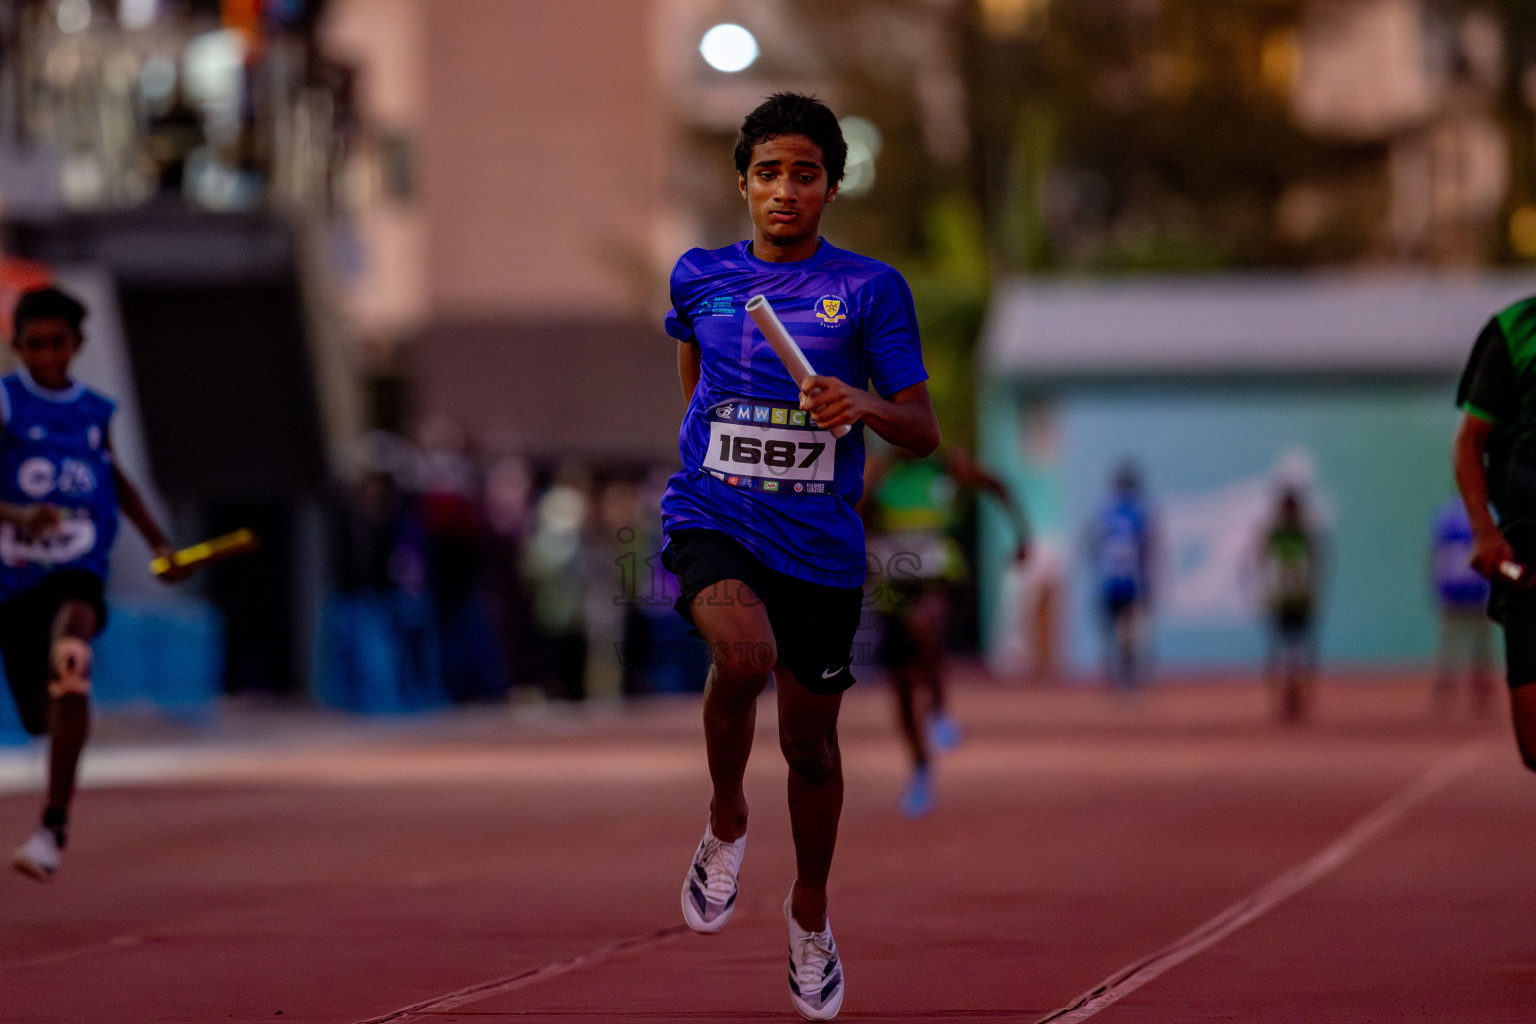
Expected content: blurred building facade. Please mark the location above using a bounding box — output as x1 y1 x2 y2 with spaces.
5 0 1536 702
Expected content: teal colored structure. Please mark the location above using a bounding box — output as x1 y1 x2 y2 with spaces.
976 274 1536 673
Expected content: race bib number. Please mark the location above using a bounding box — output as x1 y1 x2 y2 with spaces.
0 513 97 568
700 400 836 494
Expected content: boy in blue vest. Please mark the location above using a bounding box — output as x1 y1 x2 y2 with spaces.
3 286 184 881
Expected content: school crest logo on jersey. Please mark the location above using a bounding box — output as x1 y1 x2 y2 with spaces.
815 296 847 326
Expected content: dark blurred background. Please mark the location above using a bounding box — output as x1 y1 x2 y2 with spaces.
1 0 1534 726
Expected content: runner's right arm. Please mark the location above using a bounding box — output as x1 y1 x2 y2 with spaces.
1453 412 1513 578
678 340 701 403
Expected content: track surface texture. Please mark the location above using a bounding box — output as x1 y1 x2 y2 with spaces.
1 670 1532 1023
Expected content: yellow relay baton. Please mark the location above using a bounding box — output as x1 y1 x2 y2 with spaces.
150 529 260 577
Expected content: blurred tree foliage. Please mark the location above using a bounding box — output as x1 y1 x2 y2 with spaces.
779 0 1536 444
965 0 1372 272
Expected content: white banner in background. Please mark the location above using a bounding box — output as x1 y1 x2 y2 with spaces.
1160 450 1331 625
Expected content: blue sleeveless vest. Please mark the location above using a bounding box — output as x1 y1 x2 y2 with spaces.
0 371 118 598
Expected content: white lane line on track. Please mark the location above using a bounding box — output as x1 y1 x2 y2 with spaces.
352 924 692 1024
1033 740 1489 1024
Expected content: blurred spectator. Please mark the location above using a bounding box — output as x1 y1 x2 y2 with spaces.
1087 464 1156 692
482 453 538 695
1430 497 1496 718
417 417 506 702
1257 488 1324 723
582 478 643 701
624 466 707 696
319 431 442 712
523 468 590 700
144 87 206 199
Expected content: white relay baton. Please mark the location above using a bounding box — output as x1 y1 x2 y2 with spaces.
745 294 851 439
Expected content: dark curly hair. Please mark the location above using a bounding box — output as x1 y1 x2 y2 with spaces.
733 93 847 185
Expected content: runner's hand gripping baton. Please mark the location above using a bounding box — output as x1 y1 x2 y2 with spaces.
151 528 260 577
744 294 851 439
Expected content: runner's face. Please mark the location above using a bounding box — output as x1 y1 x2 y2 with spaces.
13 317 82 389
738 134 837 260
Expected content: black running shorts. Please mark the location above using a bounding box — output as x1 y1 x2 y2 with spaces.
663 529 862 696
0 570 106 735
1494 519 1536 689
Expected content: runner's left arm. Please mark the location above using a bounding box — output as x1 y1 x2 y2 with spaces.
944 449 1031 561
107 438 185 580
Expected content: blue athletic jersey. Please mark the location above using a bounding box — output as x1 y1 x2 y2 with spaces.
1095 495 1151 604
1432 498 1490 608
660 239 928 587
0 370 118 598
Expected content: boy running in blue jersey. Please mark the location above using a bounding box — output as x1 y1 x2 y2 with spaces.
1088 465 1155 692
3 287 184 881
661 93 939 1021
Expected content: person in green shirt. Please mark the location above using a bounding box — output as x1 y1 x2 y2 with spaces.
863 446 1029 817
1257 488 1322 722
1452 296 1536 770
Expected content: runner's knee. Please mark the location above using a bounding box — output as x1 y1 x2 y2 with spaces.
780 726 838 783
46 636 93 699
709 639 776 693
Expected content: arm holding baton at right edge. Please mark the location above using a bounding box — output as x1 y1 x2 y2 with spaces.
1453 413 1530 586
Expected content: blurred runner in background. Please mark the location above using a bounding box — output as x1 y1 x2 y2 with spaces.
1258 488 1323 722
1087 464 1156 693
864 446 1029 818
1429 497 1495 718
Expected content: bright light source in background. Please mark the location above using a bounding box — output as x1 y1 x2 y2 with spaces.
119 0 158 31
839 116 882 197
57 0 93 34
700 24 758 73
1510 205 1536 259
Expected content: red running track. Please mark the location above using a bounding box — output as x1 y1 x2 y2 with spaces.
1 671 1533 1023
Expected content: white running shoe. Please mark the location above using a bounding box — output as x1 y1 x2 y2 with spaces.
12 827 61 882
786 892 844 1021
681 823 745 933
